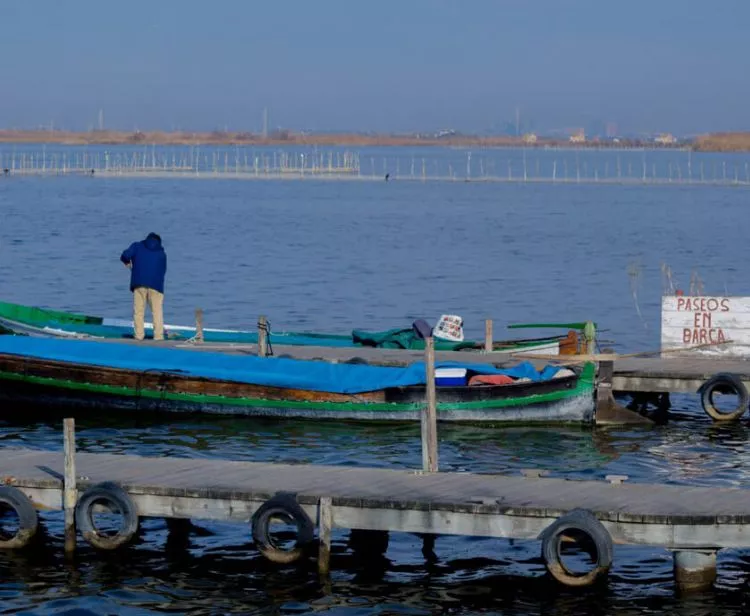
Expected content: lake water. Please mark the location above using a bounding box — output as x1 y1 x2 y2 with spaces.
1 146 750 614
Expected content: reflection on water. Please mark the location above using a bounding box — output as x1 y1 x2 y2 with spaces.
2 534 750 615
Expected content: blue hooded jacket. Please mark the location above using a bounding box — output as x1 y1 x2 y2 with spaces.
120 233 167 293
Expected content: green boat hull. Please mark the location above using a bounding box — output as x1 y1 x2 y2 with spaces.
0 362 596 424
0 301 570 354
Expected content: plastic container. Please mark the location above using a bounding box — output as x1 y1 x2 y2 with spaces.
435 367 468 387
434 315 464 342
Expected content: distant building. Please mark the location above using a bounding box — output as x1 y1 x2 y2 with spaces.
654 133 676 145
605 122 618 138
569 130 586 144
435 129 456 139
522 133 537 144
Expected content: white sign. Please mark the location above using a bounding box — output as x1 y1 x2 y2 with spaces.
661 295 750 357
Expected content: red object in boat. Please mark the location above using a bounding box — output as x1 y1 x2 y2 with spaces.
468 374 515 386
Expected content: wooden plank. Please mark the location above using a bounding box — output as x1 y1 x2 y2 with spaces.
8 450 750 524
422 337 438 472
63 418 76 556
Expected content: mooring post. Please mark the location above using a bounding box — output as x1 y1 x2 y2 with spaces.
484 319 493 353
258 315 268 357
584 320 596 355
595 360 615 421
422 336 439 472
63 417 77 556
194 308 204 344
673 550 717 592
318 496 333 576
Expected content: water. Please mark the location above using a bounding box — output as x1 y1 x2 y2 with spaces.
2 147 750 614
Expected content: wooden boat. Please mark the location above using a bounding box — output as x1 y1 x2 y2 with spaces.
0 300 585 356
0 336 596 424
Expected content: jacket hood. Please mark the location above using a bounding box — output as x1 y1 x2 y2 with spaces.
143 233 163 251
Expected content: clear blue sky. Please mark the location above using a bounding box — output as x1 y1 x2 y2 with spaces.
0 0 747 135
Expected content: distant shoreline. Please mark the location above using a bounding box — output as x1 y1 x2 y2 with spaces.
0 129 749 152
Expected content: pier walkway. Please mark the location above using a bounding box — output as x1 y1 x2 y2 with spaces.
2 441 748 589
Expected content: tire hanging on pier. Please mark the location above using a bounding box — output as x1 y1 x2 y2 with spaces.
540 508 613 587
0 486 38 549
75 481 139 550
698 373 749 422
251 493 314 564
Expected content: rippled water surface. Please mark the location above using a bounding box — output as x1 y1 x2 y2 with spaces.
2 151 750 614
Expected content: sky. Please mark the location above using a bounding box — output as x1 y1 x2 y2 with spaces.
0 0 747 136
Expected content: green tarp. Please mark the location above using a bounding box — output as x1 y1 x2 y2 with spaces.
351 327 476 351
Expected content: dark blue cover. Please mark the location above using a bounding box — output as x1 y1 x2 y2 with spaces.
120 233 167 293
0 336 562 395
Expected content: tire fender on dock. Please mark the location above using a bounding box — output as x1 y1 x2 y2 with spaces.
251 493 314 564
75 481 139 550
698 373 749 422
0 486 38 549
539 508 613 587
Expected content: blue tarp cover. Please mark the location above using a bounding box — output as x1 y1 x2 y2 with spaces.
0 336 562 395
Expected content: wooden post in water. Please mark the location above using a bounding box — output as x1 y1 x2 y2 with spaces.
63 418 77 556
258 315 268 357
318 496 333 576
422 337 438 472
194 308 204 344
584 321 596 355
484 319 493 353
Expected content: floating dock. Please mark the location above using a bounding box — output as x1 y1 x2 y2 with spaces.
1 423 748 591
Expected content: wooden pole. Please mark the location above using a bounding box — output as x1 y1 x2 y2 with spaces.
318 496 333 576
258 315 268 357
484 319 493 353
421 337 438 472
584 320 596 355
194 308 204 343
63 417 77 556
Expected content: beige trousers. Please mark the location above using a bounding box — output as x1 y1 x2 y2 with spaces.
133 287 164 341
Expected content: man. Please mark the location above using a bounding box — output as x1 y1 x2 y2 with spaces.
120 232 167 341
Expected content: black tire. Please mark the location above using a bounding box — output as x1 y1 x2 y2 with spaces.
251 494 314 564
0 486 38 549
699 373 749 422
75 481 139 550
540 508 613 587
